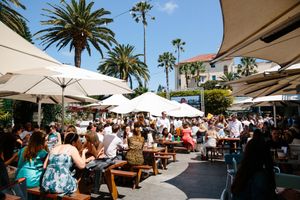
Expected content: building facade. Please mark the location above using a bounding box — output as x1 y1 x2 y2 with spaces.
175 53 234 90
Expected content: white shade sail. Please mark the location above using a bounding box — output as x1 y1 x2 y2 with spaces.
168 101 204 117
0 22 61 75
110 92 180 116
214 0 300 69
84 94 130 109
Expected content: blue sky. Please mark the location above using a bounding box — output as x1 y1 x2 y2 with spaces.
17 0 223 91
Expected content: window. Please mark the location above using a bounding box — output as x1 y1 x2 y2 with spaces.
178 79 181 86
211 63 215 68
212 75 216 80
224 65 228 74
200 76 206 83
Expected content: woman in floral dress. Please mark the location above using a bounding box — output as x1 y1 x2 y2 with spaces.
41 133 88 194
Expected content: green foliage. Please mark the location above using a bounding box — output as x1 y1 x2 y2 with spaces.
131 1 154 26
131 86 148 98
36 0 116 67
98 44 149 89
13 101 35 125
41 104 61 127
200 80 220 90
0 0 26 37
237 57 258 77
204 89 233 115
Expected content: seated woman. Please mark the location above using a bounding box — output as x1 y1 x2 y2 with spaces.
182 123 195 152
41 133 88 195
200 129 218 160
15 130 48 188
83 132 105 162
162 127 173 141
126 122 145 166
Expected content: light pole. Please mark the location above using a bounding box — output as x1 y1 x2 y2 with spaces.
199 87 205 115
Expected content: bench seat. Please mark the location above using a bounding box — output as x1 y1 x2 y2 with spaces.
27 187 90 200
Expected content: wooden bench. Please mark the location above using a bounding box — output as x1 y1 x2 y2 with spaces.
110 169 137 189
154 155 171 169
27 187 90 200
131 165 152 188
156 152 177 162
173 146 189 153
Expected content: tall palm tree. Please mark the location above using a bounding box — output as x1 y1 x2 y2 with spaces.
179 63 191 88
98 44 150 89
190 61 205 84
237 57 258 77
172 38 185 64
158 52 176 99
131 1 154 67
0 0 26 36
36 0 116 68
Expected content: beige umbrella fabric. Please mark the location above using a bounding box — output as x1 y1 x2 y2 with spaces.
0 22 61 75
229 64 300 97
214 0 300 68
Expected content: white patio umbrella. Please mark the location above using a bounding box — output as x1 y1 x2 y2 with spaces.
168 101 204 117
0 92 97 126
84 94 130 110
110 92 180 116
0 64 132 129
0 22 61 75
213 0 300 69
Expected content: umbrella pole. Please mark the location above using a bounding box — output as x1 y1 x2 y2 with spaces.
62 86 65 133
273 102 277 127
37 97 41 127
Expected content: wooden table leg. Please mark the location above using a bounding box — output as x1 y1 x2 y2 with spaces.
152 154 159 175
105 170 118 200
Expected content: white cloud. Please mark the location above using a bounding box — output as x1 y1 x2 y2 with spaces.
157 1 178 15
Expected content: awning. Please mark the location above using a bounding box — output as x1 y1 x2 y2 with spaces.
214 0 300 69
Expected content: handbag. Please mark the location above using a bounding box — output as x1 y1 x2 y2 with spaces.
0 178 27 200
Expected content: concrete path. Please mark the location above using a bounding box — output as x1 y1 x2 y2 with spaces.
99 152 227 200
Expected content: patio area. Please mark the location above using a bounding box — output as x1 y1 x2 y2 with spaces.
99 152 227 200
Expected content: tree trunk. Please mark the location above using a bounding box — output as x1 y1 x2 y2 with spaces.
185 72 188 88
177 47 180 64
143 23 147 88
166 67 170 99
74 47 82 68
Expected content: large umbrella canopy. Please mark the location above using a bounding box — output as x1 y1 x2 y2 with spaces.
214 0 300 68
168 101 204 117
0 65 131 96
229 63 300 97
84 94 130 109
0 64 132 128
110 92 180 116
0 22 61 75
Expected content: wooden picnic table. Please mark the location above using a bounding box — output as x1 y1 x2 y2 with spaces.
104 160 128 200
4 194 21 200
143 147 166 175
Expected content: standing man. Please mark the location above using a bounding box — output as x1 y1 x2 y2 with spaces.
228 114 243 138
157 111 171 133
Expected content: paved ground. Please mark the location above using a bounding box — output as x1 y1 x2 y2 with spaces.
99 152 227 200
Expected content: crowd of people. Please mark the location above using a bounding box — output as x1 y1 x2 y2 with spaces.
0 112 299 197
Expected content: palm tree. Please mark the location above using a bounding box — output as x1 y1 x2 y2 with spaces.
172 38 185 64
219 72 238 82
36 0 116 68
179 63 191 88
132 86 148 98
190 61 205 84
0 0 26 36
158 52 176 99
98 44 150 89
237 57 258 77
131 1 154 67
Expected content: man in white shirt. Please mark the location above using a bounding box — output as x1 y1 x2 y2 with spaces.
156 111 170 133
103 124 125 158
228 115 243 138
